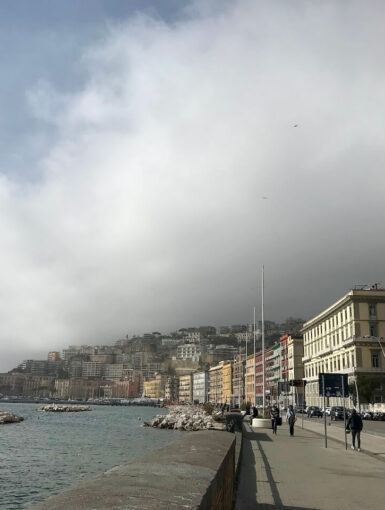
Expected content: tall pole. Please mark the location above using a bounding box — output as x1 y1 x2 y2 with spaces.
323 374 327 448
253 307 256 407
262 265 265 413
342 374 347 450
245 330 248 405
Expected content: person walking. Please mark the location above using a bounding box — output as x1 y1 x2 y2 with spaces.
286 404 296 436
271 405 280 435
346 409 363 451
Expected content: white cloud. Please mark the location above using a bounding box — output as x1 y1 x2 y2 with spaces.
1 0 385 370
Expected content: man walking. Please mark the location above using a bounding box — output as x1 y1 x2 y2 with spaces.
346 409 363 451
286 405 296 436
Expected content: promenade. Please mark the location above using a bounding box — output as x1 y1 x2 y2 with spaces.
235 420 385 510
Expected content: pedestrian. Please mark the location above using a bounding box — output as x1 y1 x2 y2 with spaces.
346 409 363 451
271 404 280 435
286 405 296 436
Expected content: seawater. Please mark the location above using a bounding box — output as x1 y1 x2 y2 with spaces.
0 403 180 509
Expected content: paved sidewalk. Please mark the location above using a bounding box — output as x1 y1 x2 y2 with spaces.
235 422 385 510
299 417 385 462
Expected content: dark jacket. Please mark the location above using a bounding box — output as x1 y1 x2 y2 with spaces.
271 407 280 420
347 412 363 431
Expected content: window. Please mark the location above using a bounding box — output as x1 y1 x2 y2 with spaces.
372 352 380 368
369 303 377 319
370 323 378 337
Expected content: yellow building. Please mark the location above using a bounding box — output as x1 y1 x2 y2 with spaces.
302 287 385 407
178 374 193 402
143 374 166 399
245 355 255 404
221 362 233 405
208 362 224 403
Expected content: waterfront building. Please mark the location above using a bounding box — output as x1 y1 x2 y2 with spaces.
286 334 305 406
222 362 233 405
245 354 256 404
178 373 193 402
209 361 229 404
302 287 385 407
192 371 208 403
208 362 224 403
110 381 140 398
264 343 280 404
165 375 179 402
231 358 245 407
143 374 167 399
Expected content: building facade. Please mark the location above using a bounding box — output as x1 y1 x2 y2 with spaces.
192 371 208 403
302 288 385 407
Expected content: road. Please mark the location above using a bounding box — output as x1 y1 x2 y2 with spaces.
300 414 385 437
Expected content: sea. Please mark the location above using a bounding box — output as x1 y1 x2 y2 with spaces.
0 403 180 509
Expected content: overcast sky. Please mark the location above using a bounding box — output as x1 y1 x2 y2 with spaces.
1 0 384 372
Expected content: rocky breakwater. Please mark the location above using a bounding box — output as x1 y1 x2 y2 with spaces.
143 405 224 431
38 405 92 412
0 411 24 424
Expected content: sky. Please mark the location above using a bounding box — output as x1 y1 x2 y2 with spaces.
1 0 385 372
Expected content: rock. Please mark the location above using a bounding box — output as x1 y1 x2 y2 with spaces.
37 405 91 412
0 412 24 424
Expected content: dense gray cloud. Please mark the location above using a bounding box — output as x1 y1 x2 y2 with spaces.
1 0 385 371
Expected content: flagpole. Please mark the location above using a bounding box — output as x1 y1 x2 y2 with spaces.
262 265 265 413
253 307 256 407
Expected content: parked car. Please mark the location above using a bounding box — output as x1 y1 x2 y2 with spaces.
307 406 323 418
330 406 349 420
362 411 373 420
373 412 385 421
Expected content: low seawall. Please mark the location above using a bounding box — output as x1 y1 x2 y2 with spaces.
31 430 237 510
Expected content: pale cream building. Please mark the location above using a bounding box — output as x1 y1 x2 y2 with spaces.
178 373 193 402
302 287 385 407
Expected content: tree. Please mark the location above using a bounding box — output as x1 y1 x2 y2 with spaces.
356 374 385 404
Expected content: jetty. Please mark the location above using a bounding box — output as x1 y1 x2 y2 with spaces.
38 405 91 412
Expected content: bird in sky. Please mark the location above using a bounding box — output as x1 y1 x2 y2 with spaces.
293 124 298 127
262 196 269 199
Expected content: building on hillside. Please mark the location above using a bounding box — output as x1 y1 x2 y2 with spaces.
222 362 233 405
165 376 179 402
192 371 208 403
48 351 61 361
185 331 201 343
178 374 193 402
302 287 385 407
103 364 124 380
143 374 166 399
231 358 245 407
81 361 105 379
176 343 201 362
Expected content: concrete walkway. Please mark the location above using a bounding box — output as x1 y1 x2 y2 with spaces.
299 417 385 462
235 422 385 510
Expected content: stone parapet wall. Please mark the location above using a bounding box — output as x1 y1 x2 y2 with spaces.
31 430 236 510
